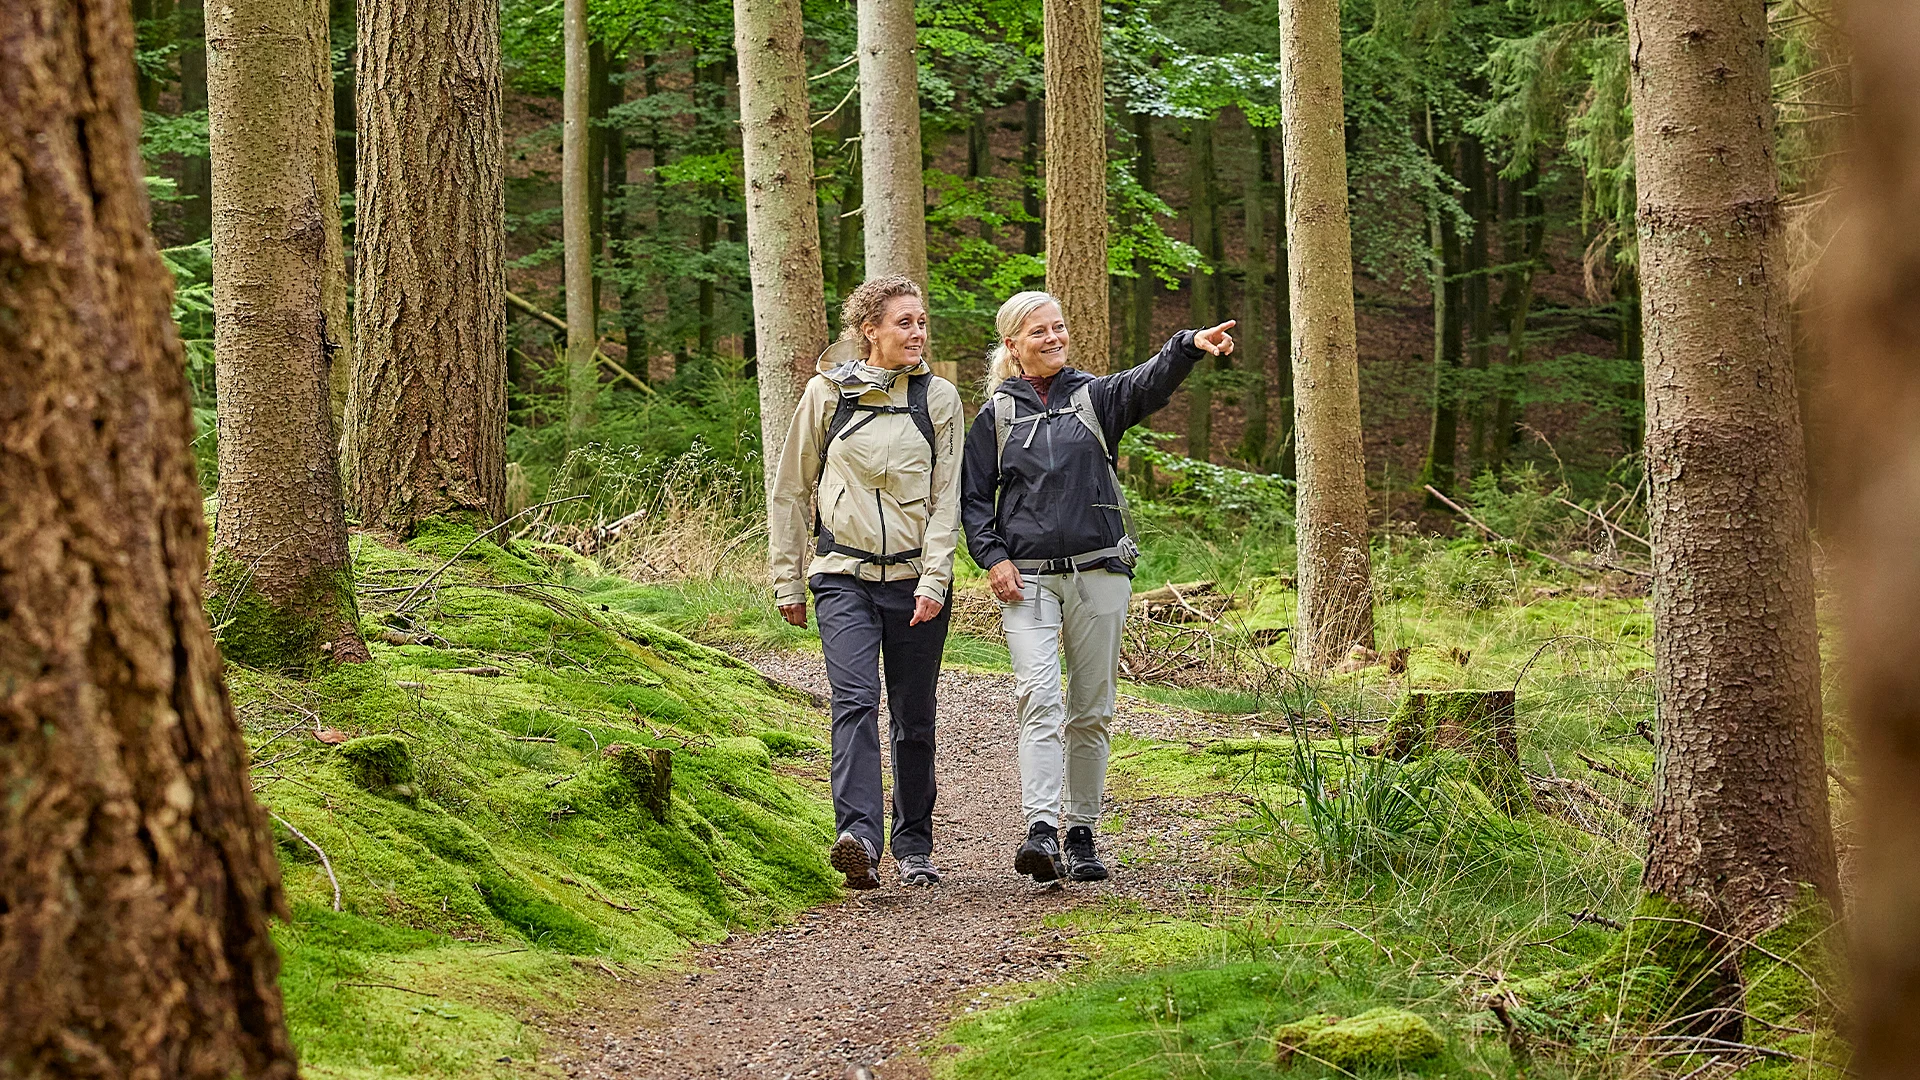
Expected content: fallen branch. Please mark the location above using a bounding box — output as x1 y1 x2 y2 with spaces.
1576 751 1647 787
270 812 340 912
392 494 590 614
512 735 558 743
445 665 504 677
337 981 438 998
1426 485 1650 579
557 875 640 911
1556 496 1653 550
505 290 654 394
1827 762 1859 797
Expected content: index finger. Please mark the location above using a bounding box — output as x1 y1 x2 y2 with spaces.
1207 320 1238 336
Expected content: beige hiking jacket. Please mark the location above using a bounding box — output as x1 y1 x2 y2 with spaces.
767 358 962 606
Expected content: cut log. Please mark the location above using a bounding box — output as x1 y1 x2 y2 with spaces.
1383 689 1528 814
604 743 673 821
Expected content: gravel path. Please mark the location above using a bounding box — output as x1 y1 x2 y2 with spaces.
550 648 1233 1080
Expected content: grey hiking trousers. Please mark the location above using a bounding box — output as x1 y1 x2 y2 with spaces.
1000 569 1131 829
811 573 948 860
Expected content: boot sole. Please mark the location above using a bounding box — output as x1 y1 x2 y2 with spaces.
1013 843 1061 883
1066 861 1109 882
831 834 880 889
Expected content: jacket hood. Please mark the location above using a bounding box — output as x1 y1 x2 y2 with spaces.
819 356 931 385
989 366 1093 405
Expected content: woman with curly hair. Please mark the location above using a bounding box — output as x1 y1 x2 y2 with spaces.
767 275 961 889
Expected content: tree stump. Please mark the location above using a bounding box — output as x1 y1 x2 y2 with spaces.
1383 689 1527 814
604 744 673 822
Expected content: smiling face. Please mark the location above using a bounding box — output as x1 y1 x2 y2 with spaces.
1008 301 1070 378
863 294 929 370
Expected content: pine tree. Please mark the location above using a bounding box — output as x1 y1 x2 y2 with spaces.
0 0 296 1068
204 0 368 671
736 0 829 490
1627 0 1835 983
348 0 508 534
1043 0 1109 374
563 0 597 435
859 0 944 379
1279 0 1375 668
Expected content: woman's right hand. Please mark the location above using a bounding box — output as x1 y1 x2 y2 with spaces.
779 602 807 627
987 560 1026 604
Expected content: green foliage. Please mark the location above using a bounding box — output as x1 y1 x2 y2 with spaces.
141 108 210 159
1121 428 1295 533
339 735 416 795
1272 1007 1445 1070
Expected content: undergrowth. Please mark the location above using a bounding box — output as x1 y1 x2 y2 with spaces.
238 526 837 1078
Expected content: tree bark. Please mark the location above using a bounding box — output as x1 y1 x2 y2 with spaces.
1488 167 1543 473
1279 0 1375 669
1186 118 1216 460
834 104 863 323
1022 92 1043 256
736 0 829 495
858 0 945 379
1128 112 1156 372
562 0 596 436
1271 133 1295 480
1817 1 1920 1066
1043 0 1108 375
348 0 507 534
0 0 296 1069
205 0 368 671
178 0 213 240
1461 135 1492 471
1419 116 1460 502
1626 0 1836 941
1238 131 1269 468
606 52 646 382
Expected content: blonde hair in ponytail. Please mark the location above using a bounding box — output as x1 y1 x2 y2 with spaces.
983 290 1063 396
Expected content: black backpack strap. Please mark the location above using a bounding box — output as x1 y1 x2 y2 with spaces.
907 373 937 468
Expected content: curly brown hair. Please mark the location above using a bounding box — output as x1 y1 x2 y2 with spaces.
838 275 925 359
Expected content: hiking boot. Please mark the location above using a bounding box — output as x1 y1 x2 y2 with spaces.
1063 826 1109 882
898 853 941 886
1012 821 1062 883
830 832 881 890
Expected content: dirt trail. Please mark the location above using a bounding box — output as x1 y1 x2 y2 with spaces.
550 650 1231 1080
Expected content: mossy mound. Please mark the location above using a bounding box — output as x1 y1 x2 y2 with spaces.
1273 1008 1444 1071
234 525 839 1078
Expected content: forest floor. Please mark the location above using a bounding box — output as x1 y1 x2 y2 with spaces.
549 649 1244 1079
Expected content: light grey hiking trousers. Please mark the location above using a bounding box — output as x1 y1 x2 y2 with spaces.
1000 569 1132 829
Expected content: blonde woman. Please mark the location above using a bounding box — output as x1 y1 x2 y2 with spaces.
960 292 1235 882
768 276 961 889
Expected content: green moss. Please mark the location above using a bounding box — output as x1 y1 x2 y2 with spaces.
1273 1008 1444 1071
602 743 672 821
207 548 361 673
754 729 821 756
1383 690 1528 815
1742 886 1848 1075
338 734 414 796
474 873 607 953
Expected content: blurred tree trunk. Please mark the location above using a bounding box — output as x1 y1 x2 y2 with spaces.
562 0 595 436
1128 112 1156 372
1238 132 1269 469
834 104 862 323
135 0 173 110
1818 1 1920 1067
324 0 354 431
1271 131 1295 480
1044 0 1108 375
178 0 212 239
349 0 507 533
1420 120 1461 503
1279 0 1374 669
1186 118 1216 460
1461 134 1492 471
606 51 646 382
1627 0 1836 972
1488 166 1543 472
736 0 827 493
859 0 944 378
0 0 296 1068
1617 264 1644 456
205 0 367 670
969 108 993 243
1021 91 1042 256
696 60 722 359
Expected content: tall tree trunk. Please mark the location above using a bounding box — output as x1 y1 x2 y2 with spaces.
736 0 828 494
135 0 163 109
562 0 595 435
1238 132 1269 468
1488 166 1542 473
1128 112 1155 372
1043 0 1108 375
178 0 212 239
349 0 507 533
330 0 354 223
1420 125 1462 503
606 52 646 382
1186 118 1216 460
205 0 367 670
968 109 993 243
324 0 353 433
1817 3 1920 1065
858 0 944 379
1279 0 1374 669
1627 0 1836 964
1461 134 1492 472
834 104 862 322
695 60 722 361
1617 264 1644 456
0 0 296 1068
1021 91 1042 256
1271 131 1295 480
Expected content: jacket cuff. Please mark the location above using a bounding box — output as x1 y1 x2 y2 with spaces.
973 544 1011 571
1174 328 1202 357
773 581 807 606
914 579 948 604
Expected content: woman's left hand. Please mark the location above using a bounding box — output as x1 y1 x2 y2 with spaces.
1194 321 1237 357
910 596 944 626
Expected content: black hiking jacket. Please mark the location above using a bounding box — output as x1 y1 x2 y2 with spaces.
962 330 1204 574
